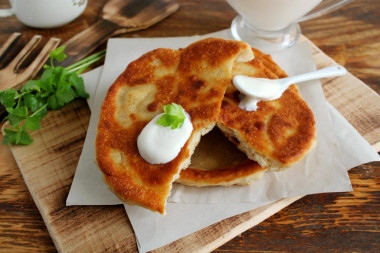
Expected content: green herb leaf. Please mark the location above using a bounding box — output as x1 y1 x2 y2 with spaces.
39 68 55 93
26 116 41 131
2 127 33 145
56 81 76 107
69 72 89 98
52 66 67 86
157 103 186 129
47 94 58 110
21 80 41 92
0 89 18 108
2 128 17 145
29 96 48 119
23 93 38 109
50 46 67 62
6 106 28 128
19 129 33 145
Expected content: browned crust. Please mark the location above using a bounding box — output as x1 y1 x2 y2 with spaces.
95 38 253 214
176 47 316 186
218 48 316 169
219 86 316 167
178 160 266 186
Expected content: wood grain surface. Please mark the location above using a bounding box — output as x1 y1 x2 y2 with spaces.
60 0 179 66
0 0 379 252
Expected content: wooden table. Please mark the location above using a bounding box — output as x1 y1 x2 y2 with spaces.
0 0 379 252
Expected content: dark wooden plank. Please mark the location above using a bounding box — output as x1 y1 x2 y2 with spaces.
301 0 380 95
215 163 380 252
0 124 56 252
61 0 179 66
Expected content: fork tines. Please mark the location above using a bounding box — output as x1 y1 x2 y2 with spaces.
0 33 61 91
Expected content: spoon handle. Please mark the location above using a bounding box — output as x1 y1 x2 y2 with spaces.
281 66 347 87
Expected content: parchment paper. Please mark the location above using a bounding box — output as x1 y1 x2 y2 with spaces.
69 30 380 252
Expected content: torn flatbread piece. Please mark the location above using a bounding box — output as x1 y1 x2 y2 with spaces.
217 48 316 171
95 38 253 214
177 127 267 187
177 48 313 186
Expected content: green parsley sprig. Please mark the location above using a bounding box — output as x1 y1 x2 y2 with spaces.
0 46 105 145
157 103 186 129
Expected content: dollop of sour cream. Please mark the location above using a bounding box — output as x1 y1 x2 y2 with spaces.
233 75 285 111
137 112 193 164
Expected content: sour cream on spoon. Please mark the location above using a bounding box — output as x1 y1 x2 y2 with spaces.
233 65 347 111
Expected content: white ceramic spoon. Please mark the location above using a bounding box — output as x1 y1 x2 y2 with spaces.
233 65 347 111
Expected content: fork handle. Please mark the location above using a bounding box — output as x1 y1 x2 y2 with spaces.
61 19 126 67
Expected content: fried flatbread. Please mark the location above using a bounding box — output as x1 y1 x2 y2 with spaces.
177 48 316 187
95 38 253 214
176 49 284 187
217 48 316 171
176 127 267 186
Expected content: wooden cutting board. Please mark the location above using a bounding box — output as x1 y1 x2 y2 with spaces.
6 39 380 253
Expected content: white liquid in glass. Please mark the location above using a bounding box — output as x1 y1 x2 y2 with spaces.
226 0 322 31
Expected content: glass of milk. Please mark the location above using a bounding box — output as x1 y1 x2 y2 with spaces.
227 0 352 53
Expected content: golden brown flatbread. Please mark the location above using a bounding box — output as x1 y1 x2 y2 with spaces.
177 127 267 186
217 48 316 171
95 38 253 214
177 48 308 187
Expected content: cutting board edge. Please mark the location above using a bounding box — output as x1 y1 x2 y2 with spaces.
7 145 64 253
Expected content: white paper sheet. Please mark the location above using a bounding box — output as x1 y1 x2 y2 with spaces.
69 30 380 252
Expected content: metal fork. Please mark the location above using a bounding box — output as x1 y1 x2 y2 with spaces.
0 33 61 91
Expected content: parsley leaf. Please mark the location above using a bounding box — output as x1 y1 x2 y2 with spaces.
6 106 28 128
0 89 18 108
50 46 67 62
23 93 38 109
26 116 41 131
157 103 186 129
39 68 56 93
47 93 58 110
22 80 41 92
56 80 76 107
30 96 48 119
2 127 33 145
69 72 88 98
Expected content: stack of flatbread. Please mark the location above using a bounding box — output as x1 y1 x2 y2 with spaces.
95 38 316 214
